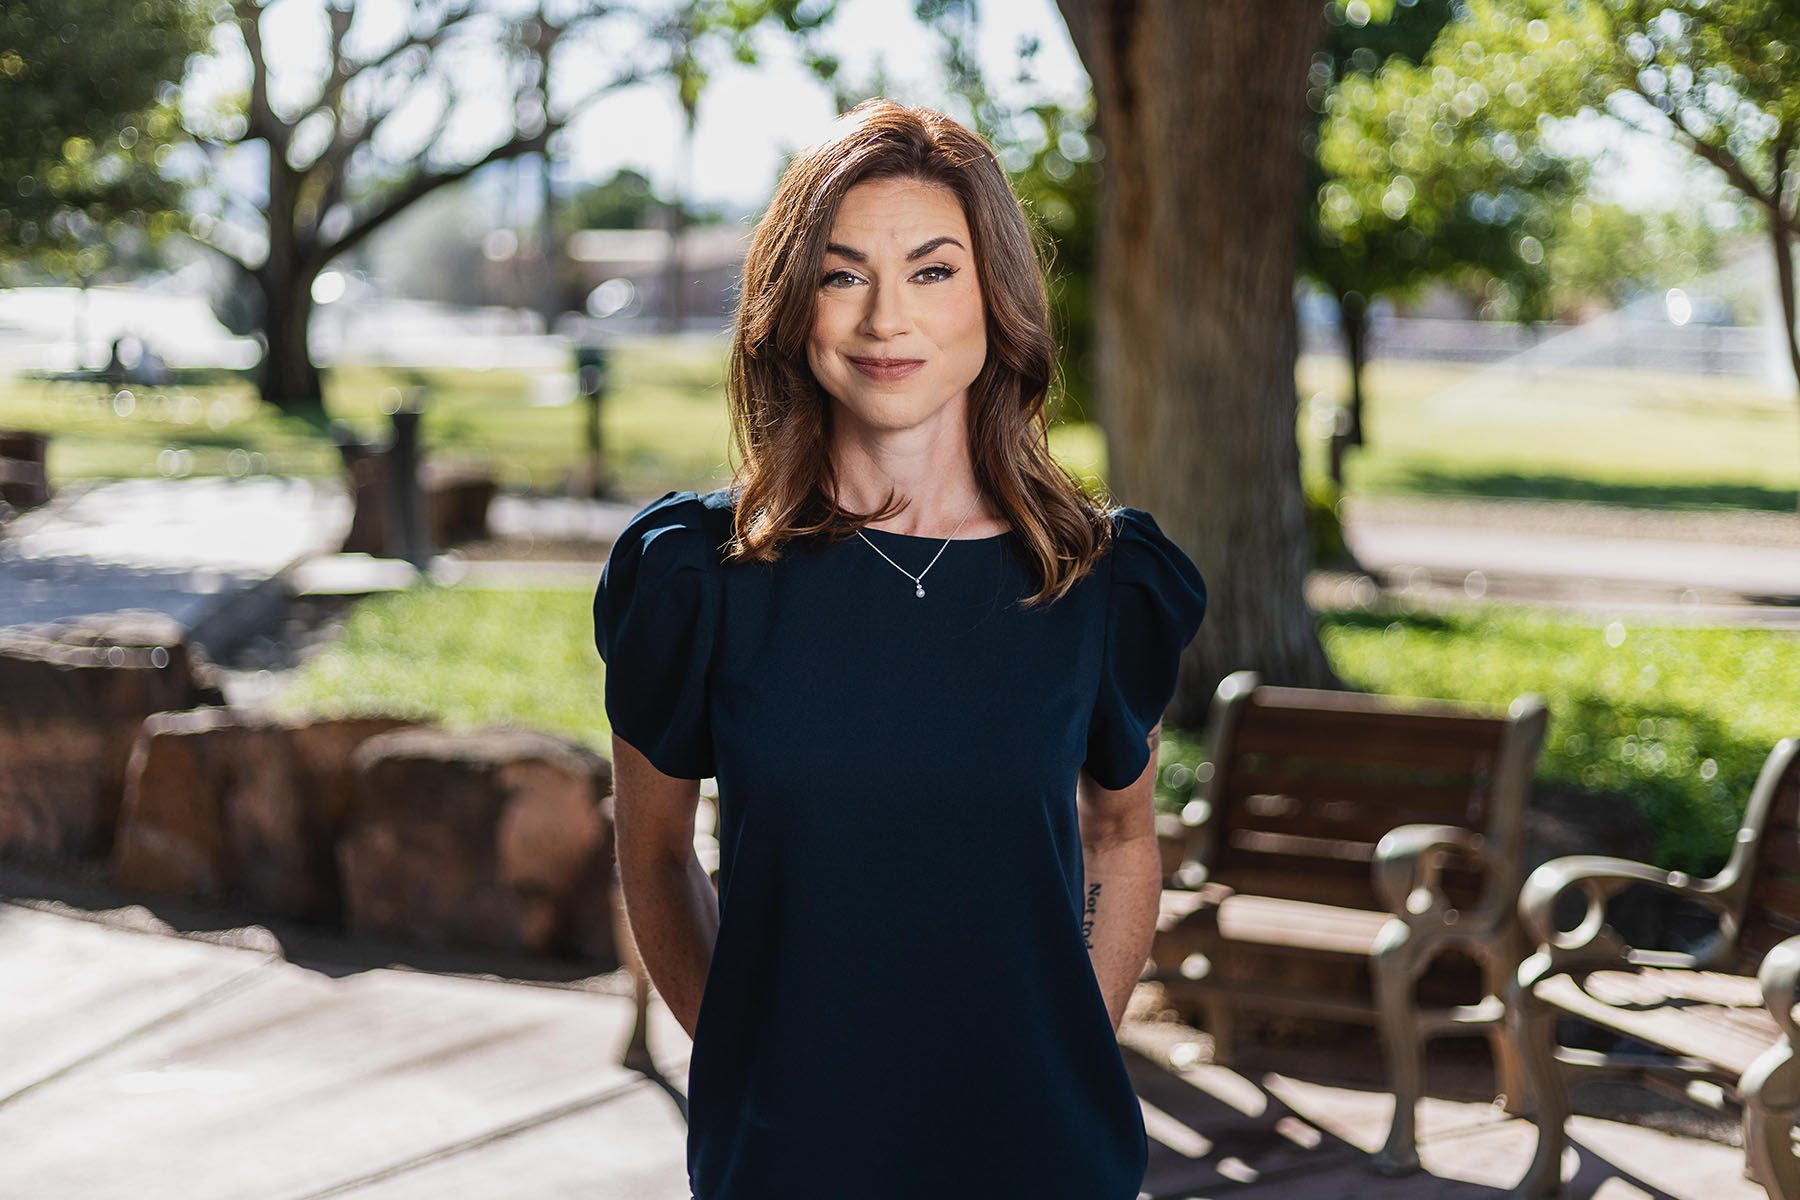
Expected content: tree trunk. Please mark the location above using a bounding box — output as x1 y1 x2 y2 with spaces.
1770 208 1800 515
258 270 326 418
1340 287 1368 449
256 134 328 420
1056 0 1340 720
1328 287 1369 489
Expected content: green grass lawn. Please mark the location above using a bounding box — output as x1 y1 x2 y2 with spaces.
273 582 1796 877
5 342 1797 510
14 337 1800 871
1298 355 1800 511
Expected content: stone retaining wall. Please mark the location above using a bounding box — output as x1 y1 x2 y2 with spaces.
1 613 622 966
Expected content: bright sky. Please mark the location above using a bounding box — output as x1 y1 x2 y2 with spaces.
180 0 1730 226
564 0 1090 211
183 0 1089 218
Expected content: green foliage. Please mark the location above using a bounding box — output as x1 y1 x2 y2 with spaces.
1323 602 1798 876
0 0 207 279
1307 0 1586 323
557 166 732 237
1005 101 1100 425
1450 0 1799 213
1542 196 1749 314
559 169 661 234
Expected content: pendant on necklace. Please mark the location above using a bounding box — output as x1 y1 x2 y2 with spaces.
915 582 925 598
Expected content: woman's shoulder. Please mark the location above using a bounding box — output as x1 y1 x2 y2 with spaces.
1097 503 1207 616
613 487 736 566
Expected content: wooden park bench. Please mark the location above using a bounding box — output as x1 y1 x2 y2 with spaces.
1506 736 1800 1199
1147 669 1548 1174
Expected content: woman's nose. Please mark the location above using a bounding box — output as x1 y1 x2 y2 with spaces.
859 281 911 337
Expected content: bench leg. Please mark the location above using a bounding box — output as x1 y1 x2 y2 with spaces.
1484 940 1530 1115
1742 1036 1800 1200
1371 927 1425 1175
1506 985 1569 1199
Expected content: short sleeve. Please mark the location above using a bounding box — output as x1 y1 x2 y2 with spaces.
593 490 721 780
1081 506 1209 791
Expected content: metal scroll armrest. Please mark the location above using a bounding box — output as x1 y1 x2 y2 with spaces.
1515 854 1737 982
1759 933 1800 1047
1374 823 1498 938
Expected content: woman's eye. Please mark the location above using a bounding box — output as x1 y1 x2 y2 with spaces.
820 266 958 288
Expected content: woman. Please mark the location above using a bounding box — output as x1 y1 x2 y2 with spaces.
595 98 1208 1200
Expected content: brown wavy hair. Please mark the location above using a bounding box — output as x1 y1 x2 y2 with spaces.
722 97 1117 607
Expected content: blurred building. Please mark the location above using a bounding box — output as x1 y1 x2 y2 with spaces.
565 224 750 333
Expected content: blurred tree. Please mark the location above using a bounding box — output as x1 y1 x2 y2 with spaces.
1541 196 1745 317
655 2 708 334
879 2 1101 423
560 168 670 233
183 0 840 422
0 0 206 283
1005 100 1100 425
1304 0 1584 483
1055 0 1339 701
1450 0 1800 510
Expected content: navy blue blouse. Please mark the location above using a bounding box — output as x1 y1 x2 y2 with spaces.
594 487 1207 1200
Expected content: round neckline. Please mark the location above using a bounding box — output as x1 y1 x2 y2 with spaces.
857 524 1013 544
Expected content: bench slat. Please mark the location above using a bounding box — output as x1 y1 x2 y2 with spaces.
1532 967 1775 1078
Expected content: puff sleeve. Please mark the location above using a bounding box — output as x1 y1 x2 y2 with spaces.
593 490 721 780
1081 506 1209 791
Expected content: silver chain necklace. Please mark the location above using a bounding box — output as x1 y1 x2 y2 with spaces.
855 493 983 599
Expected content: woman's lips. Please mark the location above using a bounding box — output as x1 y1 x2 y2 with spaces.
848 356 924 381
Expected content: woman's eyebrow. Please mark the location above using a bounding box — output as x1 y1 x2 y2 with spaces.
824 236 966 263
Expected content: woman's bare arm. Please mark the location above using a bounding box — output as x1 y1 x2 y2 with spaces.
1075 722 1165 1033
609 733 719 1040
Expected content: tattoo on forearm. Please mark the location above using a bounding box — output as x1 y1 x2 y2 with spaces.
1081 881 1102 948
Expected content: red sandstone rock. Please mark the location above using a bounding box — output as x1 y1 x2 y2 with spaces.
338 727 612 956
0 611 223 859
111 708 416 917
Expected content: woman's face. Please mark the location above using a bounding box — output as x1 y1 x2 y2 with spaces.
806 176 986 432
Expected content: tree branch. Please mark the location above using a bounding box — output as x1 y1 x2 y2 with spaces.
319 129 546 267
318 57 646 268
304 1 482 129
1617 69 1776 210
233 0 291 154
1774 125 1793 226
182 223 260 276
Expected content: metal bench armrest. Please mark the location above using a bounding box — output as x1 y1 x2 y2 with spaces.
1759 933 1800 1046
1517 854 1734 977
1374 823 1493 933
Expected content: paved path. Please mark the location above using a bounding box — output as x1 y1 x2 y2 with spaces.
1337 494 1800 630
471 490 1800 631
8 477 1800 648
0 897 1765 1200
0 476 349 656
1344 507 1800 602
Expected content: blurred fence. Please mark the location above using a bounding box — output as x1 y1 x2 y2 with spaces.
1301 313 1771 377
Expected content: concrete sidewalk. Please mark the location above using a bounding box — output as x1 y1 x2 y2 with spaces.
0 896 1766 1200
8 476 1800 631
0 475 350 659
